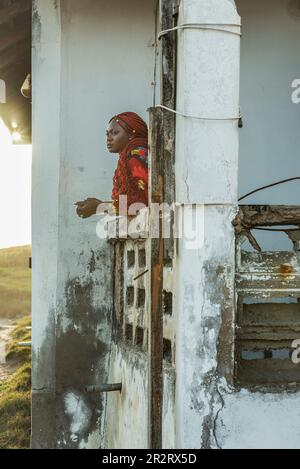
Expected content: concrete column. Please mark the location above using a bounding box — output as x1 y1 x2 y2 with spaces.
174 0 240 448
31 0 62 448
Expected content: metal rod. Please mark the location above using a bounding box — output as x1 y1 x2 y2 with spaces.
133 269 149 281
85 383 122 393
18 341 32 347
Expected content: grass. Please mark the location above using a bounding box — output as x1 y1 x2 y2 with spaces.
0 316 31 449
0 246 31 319
0 246 32 448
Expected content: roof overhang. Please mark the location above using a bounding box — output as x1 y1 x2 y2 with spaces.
0 0 31 144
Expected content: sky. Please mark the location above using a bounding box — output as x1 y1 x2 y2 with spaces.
0 118 31 248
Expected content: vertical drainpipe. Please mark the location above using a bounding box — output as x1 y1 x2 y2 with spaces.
174 0 240 448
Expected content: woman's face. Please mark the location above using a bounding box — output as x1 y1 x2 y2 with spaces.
106 121 130 154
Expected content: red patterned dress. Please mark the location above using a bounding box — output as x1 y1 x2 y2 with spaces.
112 145 148 212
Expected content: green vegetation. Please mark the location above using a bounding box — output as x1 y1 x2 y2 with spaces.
0 316 31 449
0 246 32 448
0 246 31 319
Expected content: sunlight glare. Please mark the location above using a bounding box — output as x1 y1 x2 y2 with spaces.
12 131 22 143
0 118 32 248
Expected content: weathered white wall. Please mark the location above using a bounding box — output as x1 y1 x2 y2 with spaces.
214 0 300 449
175 205 237 449
104 346 175 449
32 0 158 448
175 0 240 204
216 388 300 449
174 0 300 449
174 0 240 448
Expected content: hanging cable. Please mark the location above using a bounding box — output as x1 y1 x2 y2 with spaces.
254 227 300 232
158 23 242 40
156 104 241 121
238 177 300 202
152 0 160 107
157 22 241 122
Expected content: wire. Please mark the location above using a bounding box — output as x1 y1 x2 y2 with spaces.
156 104 241 121
158 23 242 40
238 177 300 202
254 227 300 232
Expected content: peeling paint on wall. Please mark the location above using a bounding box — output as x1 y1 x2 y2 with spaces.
63 391 92 442
32 1 42 45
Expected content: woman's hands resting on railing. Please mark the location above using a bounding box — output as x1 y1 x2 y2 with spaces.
75 198 102 218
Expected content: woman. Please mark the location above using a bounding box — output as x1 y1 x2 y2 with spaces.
75 112 148 218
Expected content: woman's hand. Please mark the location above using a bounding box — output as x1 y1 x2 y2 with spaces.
75 198 101 218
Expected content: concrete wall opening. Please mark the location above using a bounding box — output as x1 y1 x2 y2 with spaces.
237 0 300 208
31 0 159 449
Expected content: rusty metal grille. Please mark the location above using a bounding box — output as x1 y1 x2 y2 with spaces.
234 206 300 388
112 237 175 365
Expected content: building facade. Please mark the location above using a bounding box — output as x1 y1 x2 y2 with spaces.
32 0 300 449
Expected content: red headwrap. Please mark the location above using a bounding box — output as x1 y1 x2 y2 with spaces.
110 112 148 140
111 112 148 212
